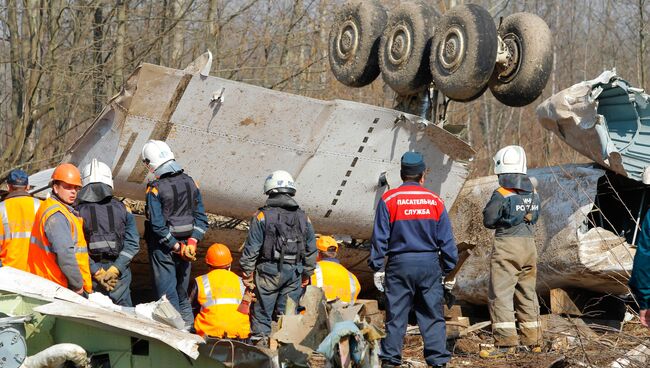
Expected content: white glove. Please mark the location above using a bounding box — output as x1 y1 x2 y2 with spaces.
443 277 456 291
374 271 385 292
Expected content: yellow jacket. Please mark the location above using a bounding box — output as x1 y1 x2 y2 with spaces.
0 192 41 270
310 260 360 303
194 269 250 338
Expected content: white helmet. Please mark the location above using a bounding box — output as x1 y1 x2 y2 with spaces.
142 140 175 171
263 170 296 195
493 145 527 175
81 158 114 188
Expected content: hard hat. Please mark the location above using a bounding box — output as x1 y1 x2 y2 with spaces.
51 163 82 187
81 159 114 188
141 140 175 171
493 145 527 175
316 236 339 252
263 170 296 195
206 243 233 268
7 169 29 186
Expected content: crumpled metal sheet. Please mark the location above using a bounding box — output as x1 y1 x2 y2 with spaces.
536 70 650 182
0 268 203 359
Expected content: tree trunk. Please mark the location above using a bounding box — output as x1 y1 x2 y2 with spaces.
93 2 105 113
114 0 127 91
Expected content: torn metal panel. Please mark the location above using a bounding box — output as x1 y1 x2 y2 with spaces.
199 338 276 368
449 164 635 304
537 70 650 183
272 286 329 351
64 52 474 240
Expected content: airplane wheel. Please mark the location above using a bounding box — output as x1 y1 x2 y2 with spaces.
379 1 438 95
489 13 553 107
329 0 387 87
430 4 497 102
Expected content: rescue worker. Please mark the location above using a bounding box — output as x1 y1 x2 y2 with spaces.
239 170 317 344
76 159 140 306
0 169 41 270
480 145 542 358
310 235 360 303
629 211 650 328
370 151 458 368
27 163 92 295
142 140 209 328
190 243 250 339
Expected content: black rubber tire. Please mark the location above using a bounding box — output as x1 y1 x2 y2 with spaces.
488 13 553 107
328 0 388 87
379 1 438 95
430 4 497 102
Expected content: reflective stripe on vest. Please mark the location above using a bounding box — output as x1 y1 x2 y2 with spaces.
314 265 324 287
348 271 357 304
200 274 243 308
0 196 41 270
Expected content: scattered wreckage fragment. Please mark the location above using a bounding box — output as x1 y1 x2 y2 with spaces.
537 70 650 183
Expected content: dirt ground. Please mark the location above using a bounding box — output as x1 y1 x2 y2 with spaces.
399 318 650 368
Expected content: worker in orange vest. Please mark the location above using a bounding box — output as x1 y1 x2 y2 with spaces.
310 235 360 303
27 163 92 295
0 169 41 270
190 243 250 339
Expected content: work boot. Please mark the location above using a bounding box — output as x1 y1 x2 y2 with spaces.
478 345 516 359
517 345 543 353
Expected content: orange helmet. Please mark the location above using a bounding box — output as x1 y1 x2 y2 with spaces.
316 236 339 252
206 243 233 268
51 163 82 187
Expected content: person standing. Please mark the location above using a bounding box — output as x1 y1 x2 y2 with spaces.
76 159 140 306
370 151 458 368
630 211 650 328
190 243 250 339
239 170 316 344
27 163 92 295
480 145 542 358
0 169 41 270
310 235 360 303
142 140 208 328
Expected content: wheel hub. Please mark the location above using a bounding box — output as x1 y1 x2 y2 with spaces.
495 34 521 82
336 20 359 60
438 26 465 72
387 24 412 65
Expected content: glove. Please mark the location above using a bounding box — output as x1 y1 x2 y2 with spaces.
186 237 198 258
242 272 255 290
93 268 114 291
443 278 456 309
641 309 649 328
102 266 120 290
373 271 385 292
301 275 310 288
175 242 197 262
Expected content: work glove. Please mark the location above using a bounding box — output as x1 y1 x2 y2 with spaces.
373 271 385 293
174 241 197 262
93 268 114 291
443 278 456 309
186 237 198 258
102 266 120 290
301 274 310 288
242 272 255 290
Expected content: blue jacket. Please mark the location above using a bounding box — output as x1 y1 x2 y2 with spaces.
369 182 458 273
630 212 650 309
483 186 540 238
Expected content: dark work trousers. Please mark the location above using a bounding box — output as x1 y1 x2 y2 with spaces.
251 261 303 336
148 243 193 327
92 259 133 307
380 252 450 366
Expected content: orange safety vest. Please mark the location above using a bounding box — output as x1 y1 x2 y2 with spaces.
310 260 361 303
194 269 250 338
0 194 41 270
27 197 92 292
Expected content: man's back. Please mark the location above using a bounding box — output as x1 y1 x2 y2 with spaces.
0 192 41 269
311 260 360 303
